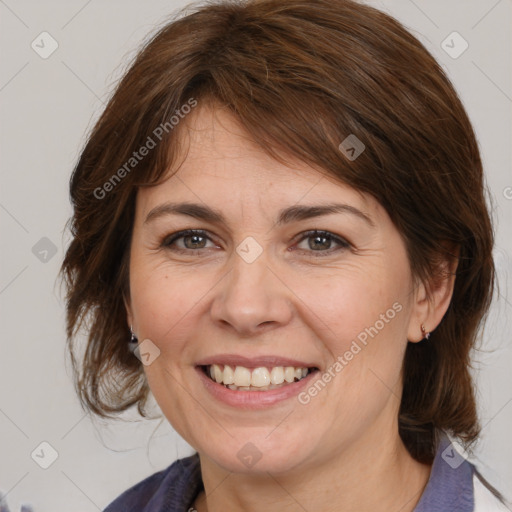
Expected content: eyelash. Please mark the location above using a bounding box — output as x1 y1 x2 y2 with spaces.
160 229 351 257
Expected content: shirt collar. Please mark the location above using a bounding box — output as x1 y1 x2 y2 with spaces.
145 453 203 512
413 430 474 512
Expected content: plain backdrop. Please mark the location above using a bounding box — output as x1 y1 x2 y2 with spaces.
1 1 511 510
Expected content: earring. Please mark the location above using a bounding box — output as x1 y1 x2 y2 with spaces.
421 324 431 341
129 325 138 353
130 325 138 343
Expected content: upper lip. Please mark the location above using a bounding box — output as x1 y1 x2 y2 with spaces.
195 354 319 369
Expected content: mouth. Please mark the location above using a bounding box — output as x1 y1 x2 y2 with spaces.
199 364 320 392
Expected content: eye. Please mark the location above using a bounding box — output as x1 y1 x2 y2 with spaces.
160 228 351 257
293 230 351 256
161 229 218 253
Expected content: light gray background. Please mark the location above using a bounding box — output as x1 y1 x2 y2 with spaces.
1 1 511 510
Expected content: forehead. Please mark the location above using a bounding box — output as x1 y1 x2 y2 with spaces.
137 104 376 218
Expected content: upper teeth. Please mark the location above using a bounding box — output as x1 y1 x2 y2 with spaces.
208 364 310 387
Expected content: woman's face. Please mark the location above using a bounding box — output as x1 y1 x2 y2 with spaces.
126 104 425 474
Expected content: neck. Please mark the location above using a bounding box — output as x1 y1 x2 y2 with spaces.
193 426 432 512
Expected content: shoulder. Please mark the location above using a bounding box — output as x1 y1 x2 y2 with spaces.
473 472 511 512
102 467 169 512
103 452 202 512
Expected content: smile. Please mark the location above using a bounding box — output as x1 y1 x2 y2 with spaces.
195 362 321 409
202 364 318 391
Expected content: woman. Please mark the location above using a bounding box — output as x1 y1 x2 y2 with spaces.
58 0 509 510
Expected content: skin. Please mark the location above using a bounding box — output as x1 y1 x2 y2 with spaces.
125 103 457 512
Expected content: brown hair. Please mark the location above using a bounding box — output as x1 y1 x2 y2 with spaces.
60 0 495 463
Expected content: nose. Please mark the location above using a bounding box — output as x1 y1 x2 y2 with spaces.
209 246 294 337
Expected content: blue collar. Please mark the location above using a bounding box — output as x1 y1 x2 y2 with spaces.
413 431 474 511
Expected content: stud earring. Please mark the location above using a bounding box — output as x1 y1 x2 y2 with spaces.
421 324 431 341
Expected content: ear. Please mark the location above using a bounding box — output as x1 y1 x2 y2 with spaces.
407 243 459 342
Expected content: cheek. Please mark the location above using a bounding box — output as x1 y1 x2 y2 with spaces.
300 258 412 399
129 260 217 356
305 266 409 350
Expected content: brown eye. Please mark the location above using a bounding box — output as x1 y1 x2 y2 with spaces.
294 230 350 256
161 229 216 252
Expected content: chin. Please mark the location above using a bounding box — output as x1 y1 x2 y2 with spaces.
199 438 314 476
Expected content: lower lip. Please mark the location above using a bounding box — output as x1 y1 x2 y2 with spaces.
195 366 320 409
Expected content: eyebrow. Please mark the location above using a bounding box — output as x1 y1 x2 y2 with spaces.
144 201 375 228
